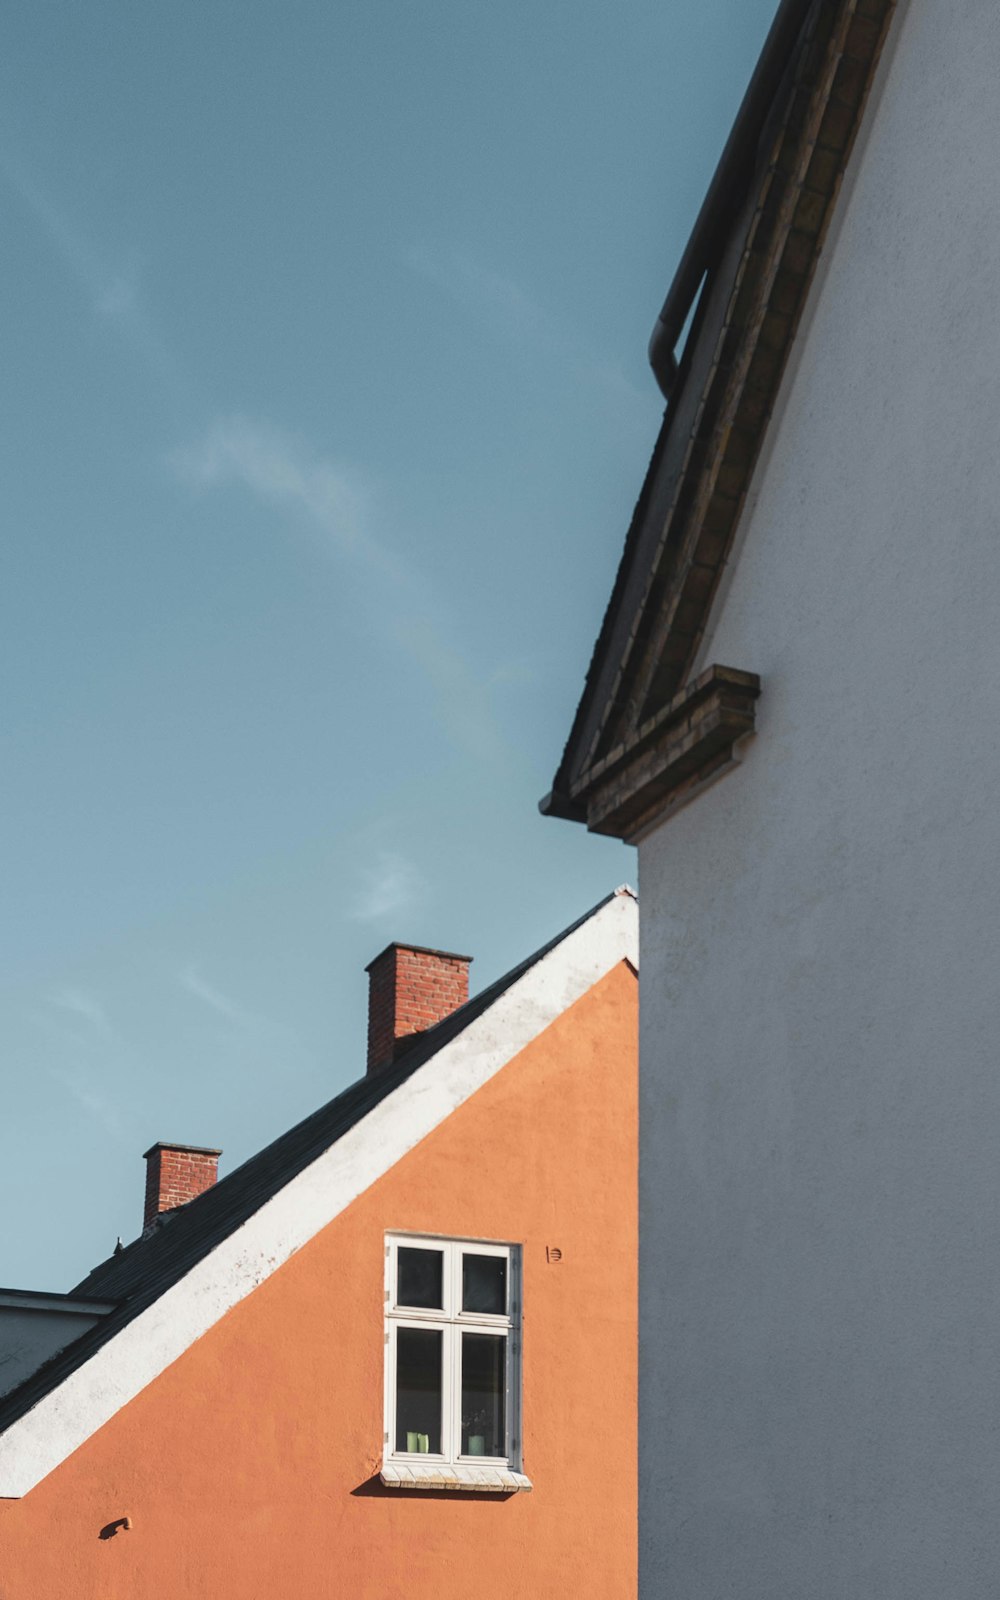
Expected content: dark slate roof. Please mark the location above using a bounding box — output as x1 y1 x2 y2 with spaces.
0 892 624 1437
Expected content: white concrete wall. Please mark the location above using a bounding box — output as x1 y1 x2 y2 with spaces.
639 3 1000 1594
0 1307 104 1399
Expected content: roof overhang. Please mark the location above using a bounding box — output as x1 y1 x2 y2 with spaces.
545 0 897 840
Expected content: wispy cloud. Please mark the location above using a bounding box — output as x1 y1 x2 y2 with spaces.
95 256 141 321
46 986 110 1033
178 966 256 1029
172 416 373 562
32 987 133 1142
407 240 650 423
407 243 548 349
349 850 425 923
0 148 185 398
173 414 514 770
395 617 510 769
44 1061 131 1142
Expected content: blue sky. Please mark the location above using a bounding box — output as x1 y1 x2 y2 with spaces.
1 0 777 1289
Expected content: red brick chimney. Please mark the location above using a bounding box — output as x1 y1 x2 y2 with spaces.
143 1141 222 1231
365 943 472 1075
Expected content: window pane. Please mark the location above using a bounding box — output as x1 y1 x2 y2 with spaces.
397 1246 444 1309
461 1332 506 1458
462 1252 507 1315
395 1328 442 1454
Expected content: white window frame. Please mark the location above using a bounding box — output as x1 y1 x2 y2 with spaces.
383 1233 522 1473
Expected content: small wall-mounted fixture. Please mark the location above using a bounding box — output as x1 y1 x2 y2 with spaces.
99 1516 132 1541
546 1247 562 1264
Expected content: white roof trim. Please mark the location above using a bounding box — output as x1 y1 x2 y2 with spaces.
0 891 637 1498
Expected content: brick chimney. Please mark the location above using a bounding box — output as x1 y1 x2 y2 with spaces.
365 943 472 1075
143 1142 222 1231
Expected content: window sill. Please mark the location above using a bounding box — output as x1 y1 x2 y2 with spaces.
380 1461 533 1494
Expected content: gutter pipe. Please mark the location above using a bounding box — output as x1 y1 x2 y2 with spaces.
648 0 815 398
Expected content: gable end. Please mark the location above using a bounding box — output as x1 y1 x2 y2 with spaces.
0 892 637 1499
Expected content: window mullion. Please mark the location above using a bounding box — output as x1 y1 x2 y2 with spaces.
446 1322 457 1463
449 1237 460 1317
386 1319 395 1452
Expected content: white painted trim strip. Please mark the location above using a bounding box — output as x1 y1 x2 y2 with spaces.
0 891 637 1498
380 1460 532 1493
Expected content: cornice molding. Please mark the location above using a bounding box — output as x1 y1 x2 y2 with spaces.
568 665 761 841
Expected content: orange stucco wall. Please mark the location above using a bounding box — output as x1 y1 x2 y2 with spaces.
0 962 636 1600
